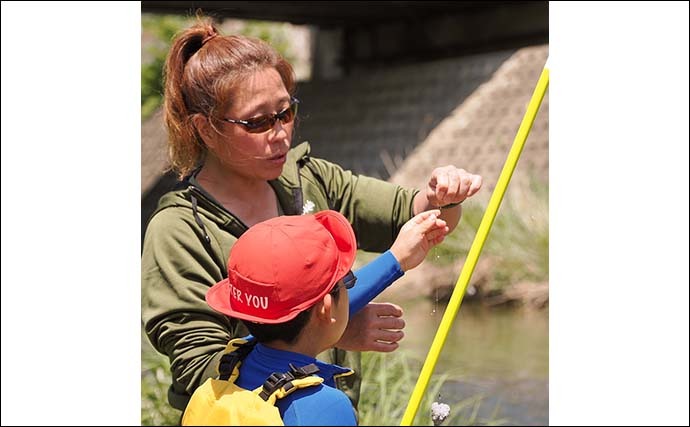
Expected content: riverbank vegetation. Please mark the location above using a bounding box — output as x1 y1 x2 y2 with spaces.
359 351 507 426
435 179 549 308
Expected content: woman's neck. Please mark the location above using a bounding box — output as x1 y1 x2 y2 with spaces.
196 159 279 227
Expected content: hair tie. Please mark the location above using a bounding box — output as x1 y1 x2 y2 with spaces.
202 33 218 45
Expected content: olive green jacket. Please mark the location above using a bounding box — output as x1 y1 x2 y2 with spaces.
141 142 418 411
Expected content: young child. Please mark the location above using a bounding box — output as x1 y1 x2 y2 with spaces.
192 209 447 425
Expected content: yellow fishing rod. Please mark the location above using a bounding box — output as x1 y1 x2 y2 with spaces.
400 59 550 426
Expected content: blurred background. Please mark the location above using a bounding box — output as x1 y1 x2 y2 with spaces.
141 2 549 425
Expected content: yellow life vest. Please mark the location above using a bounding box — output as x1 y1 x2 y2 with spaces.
181 338 324 426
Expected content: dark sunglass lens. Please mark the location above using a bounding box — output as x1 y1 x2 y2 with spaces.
278 105 296 124
245 116 272 133
243 101 298 133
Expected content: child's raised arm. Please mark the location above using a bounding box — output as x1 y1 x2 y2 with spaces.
347 209 449 315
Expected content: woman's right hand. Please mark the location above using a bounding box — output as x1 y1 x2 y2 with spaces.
336 302 405 352
390 209 448 272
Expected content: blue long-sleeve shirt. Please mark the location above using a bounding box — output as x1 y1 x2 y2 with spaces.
348 250 404 315
235 250 404 425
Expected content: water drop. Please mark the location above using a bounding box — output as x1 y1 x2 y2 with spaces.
431 286 439 316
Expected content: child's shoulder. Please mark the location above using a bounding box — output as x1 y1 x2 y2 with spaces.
282 384 357 425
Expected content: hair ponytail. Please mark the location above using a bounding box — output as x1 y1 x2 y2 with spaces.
163 21 215 178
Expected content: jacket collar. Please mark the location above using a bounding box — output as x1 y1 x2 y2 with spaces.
271 141 311 215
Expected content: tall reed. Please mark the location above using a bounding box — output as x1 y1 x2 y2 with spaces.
359 351 507 426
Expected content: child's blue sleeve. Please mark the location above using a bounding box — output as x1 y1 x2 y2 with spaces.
348 250 404 315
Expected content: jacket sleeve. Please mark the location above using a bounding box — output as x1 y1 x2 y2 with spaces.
141 208 243 405
348 250 404 315
304 157 419 252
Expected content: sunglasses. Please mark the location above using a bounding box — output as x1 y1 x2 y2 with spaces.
221 97 299 133
330 270 357 295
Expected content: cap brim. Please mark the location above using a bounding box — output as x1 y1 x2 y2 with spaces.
206 278 304 324
205 278 233 317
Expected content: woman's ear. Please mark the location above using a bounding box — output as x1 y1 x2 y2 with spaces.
192 114 217 150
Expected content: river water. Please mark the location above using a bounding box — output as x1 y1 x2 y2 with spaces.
391 298 549 426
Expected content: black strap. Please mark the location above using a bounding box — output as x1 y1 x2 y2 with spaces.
288 363 320 377
258 363 320 401
291 187 304 216
190 194 212 245
218 339 257 381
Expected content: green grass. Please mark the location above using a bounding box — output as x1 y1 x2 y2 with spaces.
359 351 507 426
431 180 549 292
141 14 193 121
141 340 180 426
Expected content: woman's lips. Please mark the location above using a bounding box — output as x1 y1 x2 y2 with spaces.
267 153 287 164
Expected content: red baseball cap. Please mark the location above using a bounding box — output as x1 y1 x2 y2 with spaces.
206 210 357 324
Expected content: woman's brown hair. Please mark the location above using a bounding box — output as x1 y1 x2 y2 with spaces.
163 18 296 178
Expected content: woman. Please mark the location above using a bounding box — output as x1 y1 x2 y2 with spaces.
141 19 482 413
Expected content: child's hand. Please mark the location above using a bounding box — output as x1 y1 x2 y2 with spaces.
390 209 449 272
